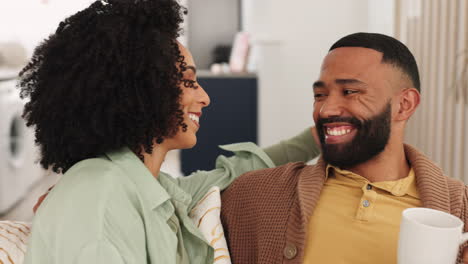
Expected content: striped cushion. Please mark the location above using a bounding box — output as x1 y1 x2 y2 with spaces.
0 221 31 264
189 186 232 264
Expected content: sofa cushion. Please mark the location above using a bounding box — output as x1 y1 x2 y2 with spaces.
189 186 231 264
0 221 31 264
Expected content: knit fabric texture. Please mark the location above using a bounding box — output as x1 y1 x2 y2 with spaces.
221 144 468 264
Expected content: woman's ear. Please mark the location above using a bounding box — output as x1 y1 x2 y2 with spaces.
395 88 420 121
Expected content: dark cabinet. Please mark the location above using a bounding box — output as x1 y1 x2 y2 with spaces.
181 72 258 175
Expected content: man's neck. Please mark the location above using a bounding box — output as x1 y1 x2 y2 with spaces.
344 143 410 182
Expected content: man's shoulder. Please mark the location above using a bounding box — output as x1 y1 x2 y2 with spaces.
445 175 466 187
224 162 318 194
405 144 468 207
445 176 468 200
405 144 464 185
220 162 319 222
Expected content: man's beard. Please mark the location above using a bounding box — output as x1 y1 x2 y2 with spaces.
316 102 392 168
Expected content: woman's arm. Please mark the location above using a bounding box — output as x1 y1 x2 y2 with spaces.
176 127 321 210
263 127 320 166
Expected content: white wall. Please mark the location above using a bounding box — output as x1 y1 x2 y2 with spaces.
187 0 239 69
368 0 395 36
0 0 190 58
243 0 395 146
178 0 189 46
0 0 94 57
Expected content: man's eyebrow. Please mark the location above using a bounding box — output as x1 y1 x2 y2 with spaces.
313 79 367 89
186 66 197 74
335 78 367 86
313 81 325 89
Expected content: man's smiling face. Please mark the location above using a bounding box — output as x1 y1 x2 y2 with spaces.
313 47 400 168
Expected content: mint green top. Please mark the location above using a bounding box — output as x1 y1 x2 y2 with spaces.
24 129 319 264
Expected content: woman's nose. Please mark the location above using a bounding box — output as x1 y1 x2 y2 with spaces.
197 85 211 107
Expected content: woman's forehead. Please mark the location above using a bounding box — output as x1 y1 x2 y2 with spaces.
177 42 195 67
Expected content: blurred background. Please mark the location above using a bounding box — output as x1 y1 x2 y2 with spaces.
0 0 466 221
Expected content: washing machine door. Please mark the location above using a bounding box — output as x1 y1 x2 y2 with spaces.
0 79 43 213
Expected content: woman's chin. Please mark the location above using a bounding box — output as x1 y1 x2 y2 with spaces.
185 142 197 149
165 130 198 150
180 137 197 150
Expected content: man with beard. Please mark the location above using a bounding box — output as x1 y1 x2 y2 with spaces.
220 32 468 264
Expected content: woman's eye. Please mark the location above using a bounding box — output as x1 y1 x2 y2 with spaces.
183 79 199 89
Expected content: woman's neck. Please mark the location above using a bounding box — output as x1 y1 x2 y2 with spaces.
142 145 168 179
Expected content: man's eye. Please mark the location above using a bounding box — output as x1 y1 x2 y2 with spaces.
314 93 326 98
344 90 358 95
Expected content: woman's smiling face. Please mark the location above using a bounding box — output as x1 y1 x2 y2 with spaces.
162 43 211 150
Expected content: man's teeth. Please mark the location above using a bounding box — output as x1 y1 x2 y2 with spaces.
326 128 352 136
188 113 199 123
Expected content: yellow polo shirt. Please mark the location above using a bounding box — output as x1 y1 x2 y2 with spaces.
303 165 422 264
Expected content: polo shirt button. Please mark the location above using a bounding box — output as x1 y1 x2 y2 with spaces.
284 243 297 259
363 200 370 207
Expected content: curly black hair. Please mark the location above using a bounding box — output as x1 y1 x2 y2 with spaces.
18 0 194 173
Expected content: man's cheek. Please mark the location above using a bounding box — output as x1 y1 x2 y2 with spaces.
312 106 321 123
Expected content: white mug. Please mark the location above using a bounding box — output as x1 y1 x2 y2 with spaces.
398 208 468 264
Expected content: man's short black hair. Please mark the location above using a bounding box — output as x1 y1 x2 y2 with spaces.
329 32 420 92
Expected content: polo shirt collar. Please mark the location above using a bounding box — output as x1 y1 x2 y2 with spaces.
326 164 420 198
322 143 451 211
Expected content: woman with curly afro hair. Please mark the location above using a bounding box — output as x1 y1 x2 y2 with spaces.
21 0 320 263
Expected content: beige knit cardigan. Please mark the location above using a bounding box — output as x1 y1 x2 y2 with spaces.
221 144 468 264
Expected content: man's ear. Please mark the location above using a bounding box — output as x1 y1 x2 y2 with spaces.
395 88 420 121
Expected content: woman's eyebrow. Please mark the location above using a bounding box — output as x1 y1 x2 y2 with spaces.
186 66 197 74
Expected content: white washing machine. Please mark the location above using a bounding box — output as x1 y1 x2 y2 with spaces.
0 71 43 214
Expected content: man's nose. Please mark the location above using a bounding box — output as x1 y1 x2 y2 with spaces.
319 95 345 118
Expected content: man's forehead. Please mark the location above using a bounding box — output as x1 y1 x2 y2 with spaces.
323 47 384 66
315 47 404 94
319 47 386 76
